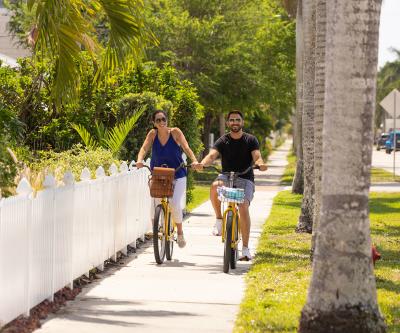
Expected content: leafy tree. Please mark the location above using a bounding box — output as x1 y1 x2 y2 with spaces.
376 49 400 130
145 0 295 151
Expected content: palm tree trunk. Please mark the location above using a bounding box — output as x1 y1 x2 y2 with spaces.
299 1 386 332
296 0 315 233
310 0 326 257
292 0 304 195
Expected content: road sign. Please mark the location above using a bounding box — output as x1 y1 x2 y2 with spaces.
380 89 399 178
380 89 400 118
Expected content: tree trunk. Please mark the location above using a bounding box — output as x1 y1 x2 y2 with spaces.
292 0 304 195
299 1 386 332
296 0 315 233
219 113 225 137
202 112 212 157
310 0 326 257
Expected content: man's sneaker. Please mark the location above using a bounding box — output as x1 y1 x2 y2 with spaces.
239 247 252 261
177 234 186 248
212 219 223 236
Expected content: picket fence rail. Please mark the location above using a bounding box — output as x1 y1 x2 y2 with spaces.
0 160 153 327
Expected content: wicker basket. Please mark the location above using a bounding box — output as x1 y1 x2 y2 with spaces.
149 167 175 198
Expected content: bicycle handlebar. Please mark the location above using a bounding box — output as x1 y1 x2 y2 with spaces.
131 162 191 174
204 164 259 177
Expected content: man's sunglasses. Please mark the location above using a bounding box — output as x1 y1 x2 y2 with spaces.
228 118 242 123
155 117 167 123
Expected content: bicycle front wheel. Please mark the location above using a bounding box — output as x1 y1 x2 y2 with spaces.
223 211 234 273
230 213 239 269
166 212 174 260
153 204 166 264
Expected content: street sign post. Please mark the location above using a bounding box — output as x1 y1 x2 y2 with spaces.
380 89 400 178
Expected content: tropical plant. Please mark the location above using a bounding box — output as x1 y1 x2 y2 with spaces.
295 0 315 234
5 0 157 105
72 106 145 157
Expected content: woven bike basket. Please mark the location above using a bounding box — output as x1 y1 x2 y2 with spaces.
149 167 175 198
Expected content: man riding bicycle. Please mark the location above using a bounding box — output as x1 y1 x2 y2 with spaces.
195 110 268 261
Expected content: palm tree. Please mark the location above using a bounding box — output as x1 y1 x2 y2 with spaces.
72 106 145 157
299 0 386 331
296 0 315 233
292 0 304 195
28 0 156 105
310 0 326 256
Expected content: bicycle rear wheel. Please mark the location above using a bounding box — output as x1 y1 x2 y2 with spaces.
230 213 239 269
153 204 166 264
166 212 174 260
223 211 234 273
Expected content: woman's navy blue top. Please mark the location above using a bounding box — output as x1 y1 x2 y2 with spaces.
150 131 187 179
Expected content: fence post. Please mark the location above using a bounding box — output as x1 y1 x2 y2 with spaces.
63 171 75 290
95 166 106 272
43 174 57 302
16 178 33 317
109 163 118 262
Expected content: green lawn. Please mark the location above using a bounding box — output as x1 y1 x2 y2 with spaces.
280 154 399 185
186 184 210 212
280 152 296 185
234 190 400 333
371 168 400 182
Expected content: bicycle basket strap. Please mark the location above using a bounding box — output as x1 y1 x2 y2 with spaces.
149 167 175 198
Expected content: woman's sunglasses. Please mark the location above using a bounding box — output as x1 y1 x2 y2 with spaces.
155 117 167 123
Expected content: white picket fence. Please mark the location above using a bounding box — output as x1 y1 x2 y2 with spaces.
0 161 152 327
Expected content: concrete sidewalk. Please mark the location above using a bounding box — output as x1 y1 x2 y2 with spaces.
36 141 291 333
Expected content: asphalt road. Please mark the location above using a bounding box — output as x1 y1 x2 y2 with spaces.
372 145 400 176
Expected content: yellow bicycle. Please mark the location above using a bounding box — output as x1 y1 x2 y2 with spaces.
136 163 188 264
208 165 259 273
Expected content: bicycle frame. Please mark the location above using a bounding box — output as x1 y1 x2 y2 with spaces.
160 197 176 242
221 202 240 247
221 171 241 249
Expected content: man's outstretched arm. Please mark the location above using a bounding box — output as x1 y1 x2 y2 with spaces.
194 149 220 170
251 150 268 171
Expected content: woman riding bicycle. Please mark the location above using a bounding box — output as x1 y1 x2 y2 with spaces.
194 110 268 260
136 110 199 248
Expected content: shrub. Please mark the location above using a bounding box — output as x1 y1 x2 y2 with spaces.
117 91 173 160
24 145 118 185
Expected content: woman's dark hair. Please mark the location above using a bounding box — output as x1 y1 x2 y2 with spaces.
152 110 168 122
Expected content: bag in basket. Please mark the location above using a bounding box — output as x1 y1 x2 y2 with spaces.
149 167 175 198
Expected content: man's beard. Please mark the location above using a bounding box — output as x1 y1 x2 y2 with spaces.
230 125 242 133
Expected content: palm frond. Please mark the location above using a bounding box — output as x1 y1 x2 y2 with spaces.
29 0 100 106
96 0 158 81
94 121 107 142
71 123 98 150
104 106 146 155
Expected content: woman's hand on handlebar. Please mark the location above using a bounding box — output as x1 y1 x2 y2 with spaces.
191 162 204 171
136 161 145 169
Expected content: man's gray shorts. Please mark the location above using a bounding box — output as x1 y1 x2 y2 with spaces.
216 174 255 204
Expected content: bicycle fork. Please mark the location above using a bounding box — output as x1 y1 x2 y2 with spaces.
222 204 240 248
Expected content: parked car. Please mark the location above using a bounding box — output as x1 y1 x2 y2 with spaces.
385 130 400 154
376 133 389 150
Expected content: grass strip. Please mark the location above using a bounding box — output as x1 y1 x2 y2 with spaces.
234 190 400 332
280 152 296 185
371 168 400 183
186 184 210 212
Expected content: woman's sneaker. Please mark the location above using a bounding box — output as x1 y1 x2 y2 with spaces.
212 218 222 236
239 247 252 261
177 234 186 248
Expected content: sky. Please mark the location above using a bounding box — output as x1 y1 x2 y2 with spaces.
378 0 400 68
